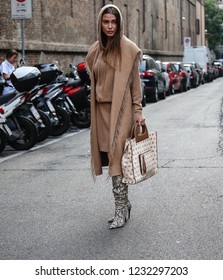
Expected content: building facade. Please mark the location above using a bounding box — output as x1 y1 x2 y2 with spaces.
196 0 205 46
0 0 205 73
218 0 223 9
217 0 223 56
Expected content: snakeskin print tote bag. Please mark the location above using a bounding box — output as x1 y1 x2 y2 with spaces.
121 124 158 185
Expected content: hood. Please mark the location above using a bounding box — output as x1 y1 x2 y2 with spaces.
97 4 124 50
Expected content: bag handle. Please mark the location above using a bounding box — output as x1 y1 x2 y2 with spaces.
131 123 149 142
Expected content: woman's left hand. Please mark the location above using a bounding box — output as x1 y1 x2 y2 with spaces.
136 119 145 126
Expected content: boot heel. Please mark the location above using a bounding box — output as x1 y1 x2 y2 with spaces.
108 201 131 223
126 208 131 221
109 206 129 229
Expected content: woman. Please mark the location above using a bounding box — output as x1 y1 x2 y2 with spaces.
86 4 145 229
1 49 18 95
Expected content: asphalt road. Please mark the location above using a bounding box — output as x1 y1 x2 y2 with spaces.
0 78 223 260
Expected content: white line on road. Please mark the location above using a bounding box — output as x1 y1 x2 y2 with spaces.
0 129 87 164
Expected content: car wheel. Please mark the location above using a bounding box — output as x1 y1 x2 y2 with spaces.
177 82 183 93
169 84 175 95
187 80 191 90
166 89 170 96
183 81 187 92
151 86 159 102
158 88 166 100
159 91 166 100
162 83 167 99
141 91 146 107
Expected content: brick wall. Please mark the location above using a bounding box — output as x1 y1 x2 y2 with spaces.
0 0 202 73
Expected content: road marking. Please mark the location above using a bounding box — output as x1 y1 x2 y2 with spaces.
0 129 87 164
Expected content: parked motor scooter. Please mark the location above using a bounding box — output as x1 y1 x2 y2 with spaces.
0 72 5 95
34 64 71 136
0 76 7 153
34 63 90 132
20 91 52 142
10 66 52 142
55 75 90 129
62 62 91 128
0 91 38 150
0 115 8 153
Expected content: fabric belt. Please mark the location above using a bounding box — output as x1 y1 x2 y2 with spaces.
96 99 112 103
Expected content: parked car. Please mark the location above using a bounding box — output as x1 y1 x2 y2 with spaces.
172 61 190 91
183 63 199 88
215 59 223 67
156 60 170 94
139 55 166 102
161 62 183 94
190 62 205 84
213 63 219 79
213 61 223 77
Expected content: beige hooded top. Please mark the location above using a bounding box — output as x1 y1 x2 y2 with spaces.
86 4 144 178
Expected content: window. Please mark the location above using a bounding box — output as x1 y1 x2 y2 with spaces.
143 0 145 32
196 19 200 34
124 4 129 38
150 60 156 69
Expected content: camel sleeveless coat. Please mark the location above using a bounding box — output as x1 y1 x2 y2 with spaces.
86 4 144 178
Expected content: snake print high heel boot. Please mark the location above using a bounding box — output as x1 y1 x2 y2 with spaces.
109 175 131 229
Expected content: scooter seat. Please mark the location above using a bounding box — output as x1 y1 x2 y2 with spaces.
67 79 82 87
0 92 17 105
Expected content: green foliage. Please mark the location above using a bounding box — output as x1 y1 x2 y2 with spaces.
205 0 223 52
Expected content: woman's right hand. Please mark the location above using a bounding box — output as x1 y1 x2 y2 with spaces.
136 118 145 126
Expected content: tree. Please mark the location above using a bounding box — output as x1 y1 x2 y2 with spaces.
205 0 223 54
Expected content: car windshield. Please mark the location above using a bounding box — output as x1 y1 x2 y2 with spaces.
173 64 180 71
162 64 167 71
184 65 191 71
139 60 146 72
